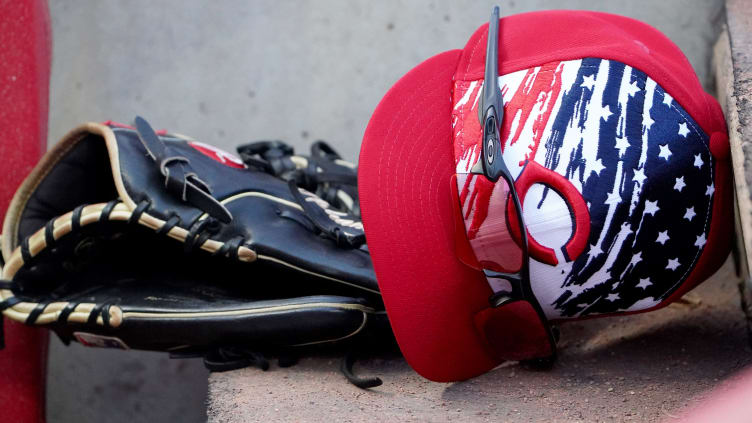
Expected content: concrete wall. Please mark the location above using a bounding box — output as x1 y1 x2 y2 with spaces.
45 1 724 421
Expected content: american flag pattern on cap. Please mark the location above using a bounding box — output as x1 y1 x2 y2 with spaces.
453 58 714 320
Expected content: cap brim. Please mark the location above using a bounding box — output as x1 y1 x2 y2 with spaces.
359 50 503 381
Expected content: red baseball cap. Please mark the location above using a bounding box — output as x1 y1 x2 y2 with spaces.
359 9 731 381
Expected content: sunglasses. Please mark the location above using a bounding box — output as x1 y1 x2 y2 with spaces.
453 5 557 364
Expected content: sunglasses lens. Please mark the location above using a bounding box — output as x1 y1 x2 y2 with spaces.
453 173 524 274
474 300 554 361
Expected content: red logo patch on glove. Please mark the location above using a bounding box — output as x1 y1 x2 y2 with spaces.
189 141 246 169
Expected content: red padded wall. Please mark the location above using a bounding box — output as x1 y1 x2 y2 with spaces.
0 1 51 422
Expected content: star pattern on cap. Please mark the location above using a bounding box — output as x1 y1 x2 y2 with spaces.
632 167 646 185
658 144 672 160
515 60 718 319
695 233 707 248
581 74 596 90
625 80 640 98
592 158 606 176
694 154 704 169
667 258 681 271
615 136 630 157
636 278 652 290
643 113 655 131
663 92 673 106
683 207 696 221
588 244 603 259
606 190 622 204
598 105 613 122
673 176 685 192
644 200 659 216
678 122 690 138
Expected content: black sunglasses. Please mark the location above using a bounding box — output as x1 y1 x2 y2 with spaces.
465 5 558 363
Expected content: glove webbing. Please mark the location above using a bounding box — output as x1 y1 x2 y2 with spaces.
236 140 359 217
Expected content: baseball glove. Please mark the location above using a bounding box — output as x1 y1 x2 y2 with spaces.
0 117 387 387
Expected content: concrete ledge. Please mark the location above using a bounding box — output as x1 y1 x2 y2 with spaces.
714 0 752 337
207 260 750 422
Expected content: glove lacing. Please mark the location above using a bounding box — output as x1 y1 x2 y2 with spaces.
0 196 249 332
286 180 366 249
236 140 360 218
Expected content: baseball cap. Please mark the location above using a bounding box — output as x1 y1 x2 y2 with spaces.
359 8 732 381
